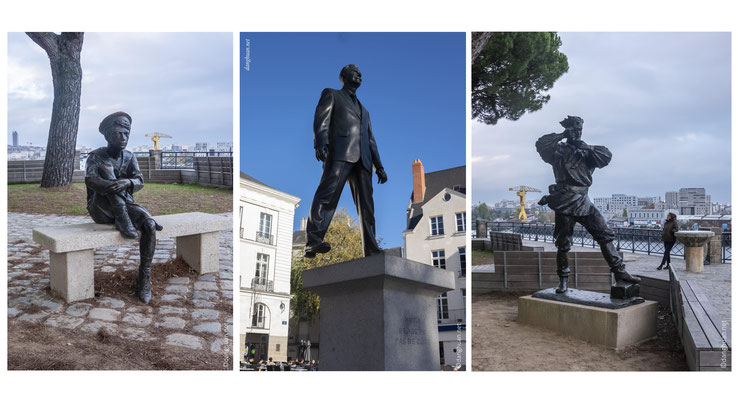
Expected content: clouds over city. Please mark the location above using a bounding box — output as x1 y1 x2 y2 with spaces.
472 32 731 204
8 32 232 149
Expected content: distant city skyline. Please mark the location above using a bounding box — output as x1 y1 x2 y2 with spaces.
472 32 731 204
7 32 233 150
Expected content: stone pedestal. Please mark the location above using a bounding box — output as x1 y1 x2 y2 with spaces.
302 254 455 371
519 293 657 349
675 231 714 273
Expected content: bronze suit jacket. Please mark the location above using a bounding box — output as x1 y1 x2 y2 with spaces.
313 87 384 172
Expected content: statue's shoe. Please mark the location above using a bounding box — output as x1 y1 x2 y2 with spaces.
136 267 152 303
304 242 331 258
555 277 568 293
613 270 641 284
136 288 152 304
120 229 140 240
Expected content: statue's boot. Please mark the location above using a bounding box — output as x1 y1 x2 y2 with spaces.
136 261 152 303
112 205 139 240
613 269 641 284
555 276 568 293
304 242 331 258
154 221 163 231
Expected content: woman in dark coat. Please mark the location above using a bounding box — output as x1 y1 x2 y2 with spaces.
658 212 679 270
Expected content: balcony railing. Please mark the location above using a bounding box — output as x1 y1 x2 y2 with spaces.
437 308 466 324
251 278 274 292
255 231 274 245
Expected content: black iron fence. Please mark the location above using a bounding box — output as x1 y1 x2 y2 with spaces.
475 221 731 263
161 151 232 169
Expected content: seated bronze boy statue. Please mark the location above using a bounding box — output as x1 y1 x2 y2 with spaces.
85 111 163 303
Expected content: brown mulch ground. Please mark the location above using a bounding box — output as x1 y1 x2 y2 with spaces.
472 291 688 371
7 320 231 370
93 257 198 307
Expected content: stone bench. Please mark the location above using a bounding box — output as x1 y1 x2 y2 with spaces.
33 212 230 302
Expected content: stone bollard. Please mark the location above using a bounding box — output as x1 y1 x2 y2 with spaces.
149 149 163 169
699 227 723 264
476 220 488 238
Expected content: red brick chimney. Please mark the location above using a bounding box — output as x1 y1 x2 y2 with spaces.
412 159 426 203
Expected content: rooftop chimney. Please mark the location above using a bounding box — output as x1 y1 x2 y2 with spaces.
300 217 308 231
412 159 426 203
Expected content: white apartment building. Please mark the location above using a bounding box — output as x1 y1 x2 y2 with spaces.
403 160 466 369
239 172 300 362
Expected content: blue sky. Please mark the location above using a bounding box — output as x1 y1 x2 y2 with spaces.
7 32 233 149
472 32 731 205
240 32 466 248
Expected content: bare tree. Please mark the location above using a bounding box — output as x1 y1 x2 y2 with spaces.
26 32 84 188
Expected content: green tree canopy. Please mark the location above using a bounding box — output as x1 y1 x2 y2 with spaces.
291 209 364 324
473 202 490 220
472 32 569 125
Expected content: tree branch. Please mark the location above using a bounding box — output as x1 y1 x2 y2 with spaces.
26 32 59 56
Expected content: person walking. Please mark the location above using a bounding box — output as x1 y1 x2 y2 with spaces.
658 212 679 270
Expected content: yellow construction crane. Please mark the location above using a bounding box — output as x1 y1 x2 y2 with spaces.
509 185 542 221
144 132 172 150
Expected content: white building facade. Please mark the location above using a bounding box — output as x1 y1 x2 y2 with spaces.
239 172 300 362
403 161 466 369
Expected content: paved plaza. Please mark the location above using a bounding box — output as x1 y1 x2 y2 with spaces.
7 212 234 369
518 239 732 321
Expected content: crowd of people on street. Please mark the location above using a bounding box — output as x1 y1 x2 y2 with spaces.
240 357 319 371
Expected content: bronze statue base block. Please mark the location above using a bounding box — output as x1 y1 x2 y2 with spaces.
532 287 644 309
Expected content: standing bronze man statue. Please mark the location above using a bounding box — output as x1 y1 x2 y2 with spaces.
85 112 163 303
536 116 640 293
304 64 388 258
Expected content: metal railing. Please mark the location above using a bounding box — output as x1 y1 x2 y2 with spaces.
255 231 274 246
161 151 233 169
476 221 732 263
251 278 274 292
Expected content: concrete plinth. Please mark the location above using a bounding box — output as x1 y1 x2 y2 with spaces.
302 253 455 371
50 249 95 302
675 231 714 273
176 232 219 274
518 295 657 349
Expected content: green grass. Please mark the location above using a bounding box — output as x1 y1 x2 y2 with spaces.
7 182 232 216
472 249 495 266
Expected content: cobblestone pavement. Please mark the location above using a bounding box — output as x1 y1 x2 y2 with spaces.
521 239 732 321
7 212 233 368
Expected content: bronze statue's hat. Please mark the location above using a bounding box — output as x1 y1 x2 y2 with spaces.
99 111 132 134
559 115 583 129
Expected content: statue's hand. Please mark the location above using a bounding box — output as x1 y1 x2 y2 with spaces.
106 179 131 194
376 168 388 184
315 145 329 162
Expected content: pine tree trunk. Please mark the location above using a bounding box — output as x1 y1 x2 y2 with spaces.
27 32 84 188
472 32 493 63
